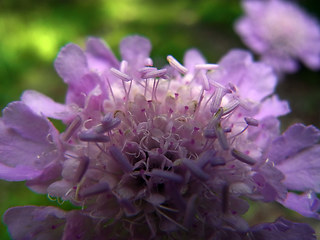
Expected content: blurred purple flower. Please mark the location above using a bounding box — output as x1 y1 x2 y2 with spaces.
235 0 320 73
0 36 318 239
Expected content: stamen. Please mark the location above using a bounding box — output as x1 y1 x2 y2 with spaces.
80 182 110 197
73 156 90 183
244 117 259 127
94 113 121 133
120 60 128 73
110 67 132 82
61 115 82 142
143 69 167 79
144 57 153 66
78 129 110 142
109 145 133 173
182 158 209 181
215 123 229 150
195 64 219 70
199 71 210 90
139 67 157 75
211 88 225 114
231 148 256 165
222 99 240 115
150 169 184 183
210 156 226 167
197 149 216 168
105 76 115 102
167 55 188 75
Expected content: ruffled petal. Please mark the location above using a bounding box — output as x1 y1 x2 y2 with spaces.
280 192 320 219
255 95 290 119
276 145 320 192
21 90 75 121
250 217 316 240
183 48 206 73
269 124 320 165
239 62 277 102
62 211 95 240
0 102 59 181
120 35 151 67
3 206 66 240
85 37 119 73
54 43 89 84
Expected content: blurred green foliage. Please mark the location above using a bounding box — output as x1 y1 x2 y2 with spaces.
0 0 319 239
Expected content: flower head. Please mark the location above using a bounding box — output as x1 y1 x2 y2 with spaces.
235 0 320 73
1 36 318 239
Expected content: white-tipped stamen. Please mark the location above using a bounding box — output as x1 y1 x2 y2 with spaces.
144 57 153 66
195 63 219 70
231 148 256 165
110 67 132 82
167 55 188 75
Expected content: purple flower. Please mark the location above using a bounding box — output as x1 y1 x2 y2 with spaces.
1 36 318 239
235 0 320 73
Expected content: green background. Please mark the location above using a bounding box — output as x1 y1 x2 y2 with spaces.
0 0 320 239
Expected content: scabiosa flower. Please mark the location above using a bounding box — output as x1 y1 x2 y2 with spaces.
1 36 319 239
235 0 320 74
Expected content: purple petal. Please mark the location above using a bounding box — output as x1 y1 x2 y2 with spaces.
85 37 119 73
21 90 75 121
255 95 290 119
238 62 277 102
280 192 320 219
276 145 320 192
269 124 320 165
250 217 316 240
120 35 151 67
183 48 206 73
3 101 57 142
0 103 60 181
54 43 88 84
62 211 95 240
0 163 42 181
26 161 63 194
65 72 102 107
3 206 66 240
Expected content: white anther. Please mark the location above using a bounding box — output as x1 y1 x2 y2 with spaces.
195 64 219 70
110 67 132 82
167 55 188 75
143 69 167 79
120 60 128 73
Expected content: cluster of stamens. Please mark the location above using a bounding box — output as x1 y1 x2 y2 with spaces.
55 54 261 236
